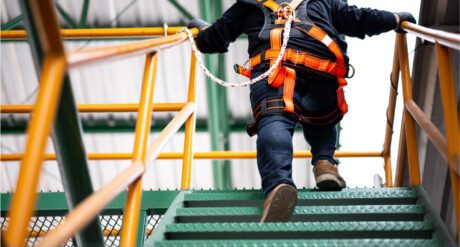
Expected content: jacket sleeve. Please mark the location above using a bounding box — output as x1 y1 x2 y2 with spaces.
331 0 398 39
195 3 247 53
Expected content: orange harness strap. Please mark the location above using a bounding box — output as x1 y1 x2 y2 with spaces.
258 0 279 12
303 26 349 114
235 2 349 116
266 19 297 113
249 49 348 78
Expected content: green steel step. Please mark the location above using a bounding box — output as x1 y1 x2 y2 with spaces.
184 188 418 207
164 221 433 240
154 239 443 247
175 205 425 223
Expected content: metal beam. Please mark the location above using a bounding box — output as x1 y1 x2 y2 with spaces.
79 0 91 28
168 0 195 20
0 116 255 134
56 3 78 28
0 191 178 216
199 0 232 190
17 0 104 246
1 15 23 30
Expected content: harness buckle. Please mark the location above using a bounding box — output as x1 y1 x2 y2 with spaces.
293 50 300 65
276 2 296 20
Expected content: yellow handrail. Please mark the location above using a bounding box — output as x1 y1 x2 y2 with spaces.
181 51 198 190
67 31 195 67
121 52 159 246
0 151 384 162
397 33 422 186
395 22 460 241
2 2 459 244
2 1 200 245
382 38 401 187
401 21 460 51
434 43 460 241
0 27 189 40
3 0 67 245
38 103 196 247
0 103 186 113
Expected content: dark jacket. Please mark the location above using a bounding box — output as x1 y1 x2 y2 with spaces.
195 0 398 65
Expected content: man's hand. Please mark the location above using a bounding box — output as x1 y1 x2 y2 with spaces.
395 12 416 33
187 19 210 31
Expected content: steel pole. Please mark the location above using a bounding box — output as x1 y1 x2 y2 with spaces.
121 53 159 247
435 43 460 242
200 0 233 190
397 33 421 186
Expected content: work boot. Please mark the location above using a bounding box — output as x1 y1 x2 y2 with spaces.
260 183 297 222
313 160 347 190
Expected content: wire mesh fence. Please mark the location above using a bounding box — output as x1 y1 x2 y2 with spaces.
1 212 163 246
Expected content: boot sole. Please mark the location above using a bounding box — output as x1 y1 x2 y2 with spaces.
316 174 346 191
260 184 298 223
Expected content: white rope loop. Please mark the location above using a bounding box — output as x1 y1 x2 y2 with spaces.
182 15 294 88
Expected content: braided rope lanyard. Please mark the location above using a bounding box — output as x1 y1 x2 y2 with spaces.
180 11 295 88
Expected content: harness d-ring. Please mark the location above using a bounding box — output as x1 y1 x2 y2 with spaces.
346 64 355 78
277 2 296 19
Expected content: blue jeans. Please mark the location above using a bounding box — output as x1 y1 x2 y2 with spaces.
250 69 339 195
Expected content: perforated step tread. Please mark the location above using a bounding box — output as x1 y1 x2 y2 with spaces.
175 205 425 222
154 239 443 247
165 221 433 240
184 188 418 207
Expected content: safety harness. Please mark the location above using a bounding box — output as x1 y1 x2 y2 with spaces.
235 0 352 135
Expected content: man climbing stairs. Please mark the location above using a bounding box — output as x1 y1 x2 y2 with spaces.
146 187 456 246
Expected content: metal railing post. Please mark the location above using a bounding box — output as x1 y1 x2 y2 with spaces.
4 0 68 245
383 38 401 187
181 51 198 189
434 43 460 241
120 52 159 247
397 33 421 186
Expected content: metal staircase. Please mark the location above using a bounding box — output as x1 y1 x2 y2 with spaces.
0 1 458 246
146 187 456 246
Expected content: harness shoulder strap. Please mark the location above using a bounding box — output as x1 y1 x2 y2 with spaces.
257 0 279 12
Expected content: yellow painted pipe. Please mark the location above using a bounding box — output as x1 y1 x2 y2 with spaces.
395 115 407 187
39 104 195 246
397 33 421 186
67 31 194 68
38 162 145 247
1 151 384 162
4 0 68 245
1 27 196 40
0 103 186 113
405 99 449 162
5 57 67 246
383 38 401 187
181 51 198 190
435 43 460 241
401 22 460 51
25 228 145 238
121 53 158 247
